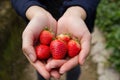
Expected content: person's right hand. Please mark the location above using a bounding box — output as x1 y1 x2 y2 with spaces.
22 6 57 79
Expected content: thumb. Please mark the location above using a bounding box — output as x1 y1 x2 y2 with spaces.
22 45 36 62
22 31 37 62
79 33 91 65
46 59 67 71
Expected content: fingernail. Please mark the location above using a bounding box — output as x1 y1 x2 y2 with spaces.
46 65 50 71
29 54 35 62
60 69 65 74
51 65 56 69
46 64 56 72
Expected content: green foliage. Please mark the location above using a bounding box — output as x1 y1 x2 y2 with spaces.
0 1 28 80
96 0 120 72
0 26 25 80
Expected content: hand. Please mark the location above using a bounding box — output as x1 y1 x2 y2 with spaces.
22 6 57 79
57 6 92 74
46 59 67 79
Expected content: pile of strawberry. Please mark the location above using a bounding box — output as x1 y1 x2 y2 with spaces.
35 29 81 60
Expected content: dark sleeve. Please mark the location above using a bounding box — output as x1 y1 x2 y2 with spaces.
62 0 100 32
11 0 46 20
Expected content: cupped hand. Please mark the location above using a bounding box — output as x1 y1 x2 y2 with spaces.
45 6 92 79
22 6 57 79
57 6 92 74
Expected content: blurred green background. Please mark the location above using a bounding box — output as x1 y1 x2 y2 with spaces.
0 0 120 80
95 0 120 72
0 1 28 80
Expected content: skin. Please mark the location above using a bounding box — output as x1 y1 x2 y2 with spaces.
46 6 91 79
22 5 91 79
22 6 57 79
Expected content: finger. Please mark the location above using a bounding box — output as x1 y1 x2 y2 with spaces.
79 33 91 65
22 31 37 62
46 59 67 71
47 58 61 79
47 58 52 63
50 69 61 79
23 46 37 62
59 56 79 74
49 17 57 34
31 60 50 80
57 20 67 35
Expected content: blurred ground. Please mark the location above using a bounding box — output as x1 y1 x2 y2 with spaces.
80 56 97 80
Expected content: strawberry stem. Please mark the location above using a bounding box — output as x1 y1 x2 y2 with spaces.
44 27 49 30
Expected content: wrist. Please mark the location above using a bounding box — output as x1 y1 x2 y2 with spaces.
26 6 49 20
63 6 87 20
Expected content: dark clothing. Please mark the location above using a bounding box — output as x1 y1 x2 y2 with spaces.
66 65 81 80
11 0 100 32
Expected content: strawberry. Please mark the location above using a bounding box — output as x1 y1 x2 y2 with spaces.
35 44 50 60
68 40 81 58
40 29 54 45
50 39 67 59
57 34 71 43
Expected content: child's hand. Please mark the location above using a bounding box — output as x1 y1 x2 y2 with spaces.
57 6 92 74
22 6 57 79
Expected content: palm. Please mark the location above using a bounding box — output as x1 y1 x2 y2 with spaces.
22 13 57 79
57 16 88 37
46 16 92 78
56 16 91 74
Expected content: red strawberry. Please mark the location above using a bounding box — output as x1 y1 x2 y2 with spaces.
57 34 71 43
40 30 54 45
68 40 81 58
50 40 67 59
35 44 50 60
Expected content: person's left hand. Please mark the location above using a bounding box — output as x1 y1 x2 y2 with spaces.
46 6 92 78
58 6 92 74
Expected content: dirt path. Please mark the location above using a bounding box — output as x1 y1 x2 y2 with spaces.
80 56 97 80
